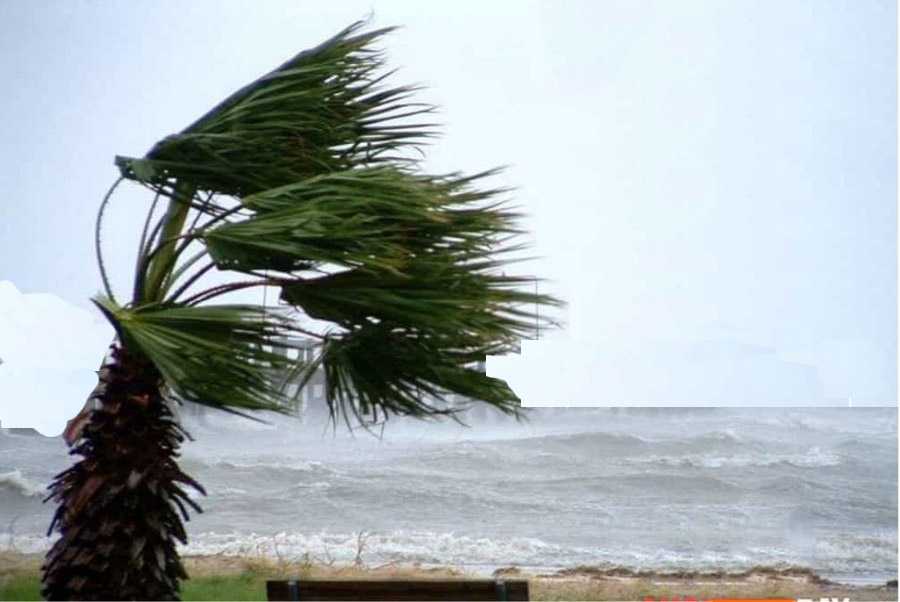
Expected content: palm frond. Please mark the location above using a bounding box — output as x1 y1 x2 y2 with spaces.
301 324 522 425
90 21 563 427
115 22 436 198
280 262 555 341
92 297 309 415
200 167 520 275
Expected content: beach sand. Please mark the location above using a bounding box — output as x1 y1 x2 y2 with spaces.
1 551 897 601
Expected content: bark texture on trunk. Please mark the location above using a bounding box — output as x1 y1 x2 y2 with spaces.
42 343 204 601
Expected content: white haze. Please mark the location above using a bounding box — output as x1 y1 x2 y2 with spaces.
0 1 896 414
0 281 113 435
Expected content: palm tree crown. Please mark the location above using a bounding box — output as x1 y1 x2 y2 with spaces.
43 22 559 600
99 21 557 425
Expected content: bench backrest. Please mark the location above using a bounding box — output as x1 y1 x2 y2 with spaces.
266 578 529 601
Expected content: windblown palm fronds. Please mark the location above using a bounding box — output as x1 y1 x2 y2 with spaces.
102 21 557 422
117 25 435 197
44 21 560 600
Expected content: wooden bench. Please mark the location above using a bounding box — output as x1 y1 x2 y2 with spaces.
266 578 529 601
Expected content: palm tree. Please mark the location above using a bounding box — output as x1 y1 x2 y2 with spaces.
41 22 558 600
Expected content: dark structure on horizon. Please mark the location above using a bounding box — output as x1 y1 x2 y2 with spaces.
179 337 511 425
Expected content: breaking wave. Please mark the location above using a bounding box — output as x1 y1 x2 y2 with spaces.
1 408 895 585
0 469 45 499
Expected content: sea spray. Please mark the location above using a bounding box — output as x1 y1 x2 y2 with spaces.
1 408 895 584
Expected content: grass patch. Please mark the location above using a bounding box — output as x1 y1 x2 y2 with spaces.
178 573 267 601
0 575 42 601
0 573 269 601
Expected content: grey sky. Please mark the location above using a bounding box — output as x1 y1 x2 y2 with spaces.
0 0 896 410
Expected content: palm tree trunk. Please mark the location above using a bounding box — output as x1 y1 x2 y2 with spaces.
42 343 204 600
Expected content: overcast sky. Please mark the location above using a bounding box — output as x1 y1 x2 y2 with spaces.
0 0 896 433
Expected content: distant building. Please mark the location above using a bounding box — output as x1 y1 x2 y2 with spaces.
182 337 519 424
269 336 328 421
270 343 514 423
0 426 44 437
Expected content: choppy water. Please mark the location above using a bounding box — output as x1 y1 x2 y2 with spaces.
1 407 896 584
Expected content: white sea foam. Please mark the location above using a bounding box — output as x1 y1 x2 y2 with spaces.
0 534 56 554
202 458 325 472
0 469 45 498
628 446 842 469
180 530 582 569
3 528 895 584
173 529 897 581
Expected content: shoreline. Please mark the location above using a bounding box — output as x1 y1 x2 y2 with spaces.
2 551 896 601
395 562 897 587
7 535 894 585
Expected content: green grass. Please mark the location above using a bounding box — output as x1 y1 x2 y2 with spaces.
0 575 41 601
179 573 266 601
0 573 268 601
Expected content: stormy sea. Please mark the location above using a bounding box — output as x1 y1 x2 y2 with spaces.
1 407 896 585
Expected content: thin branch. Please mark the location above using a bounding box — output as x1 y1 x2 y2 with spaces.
158 247 209 299
134 187 209 302
186 191 216 234
195 202 251 233
166 261 216 303
140 181 197 302
140 234 199 271
165 191 218 276
133 213 169 302
181 279 277 306
134 179 232 216
95 177 125 303
134 190 163 294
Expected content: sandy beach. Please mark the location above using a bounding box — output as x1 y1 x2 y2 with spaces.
1 551 897 601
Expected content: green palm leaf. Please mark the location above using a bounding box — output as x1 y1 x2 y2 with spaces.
305 324 521 426
93 297 303 416
280 263 552 339
92 21 561 426
115 22 435 198
201 167 521 275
